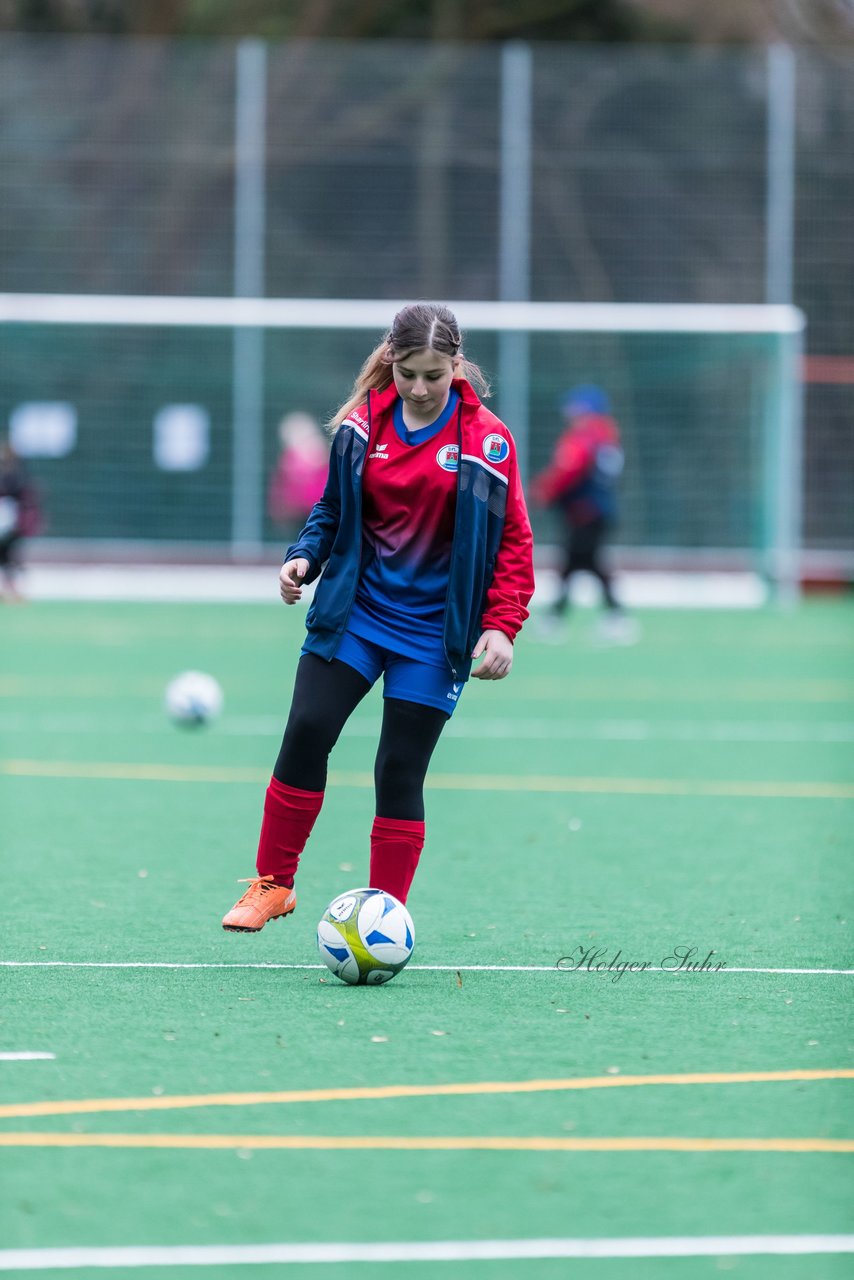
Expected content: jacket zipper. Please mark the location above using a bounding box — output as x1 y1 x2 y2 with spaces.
442 401 464 680
338 394 367 636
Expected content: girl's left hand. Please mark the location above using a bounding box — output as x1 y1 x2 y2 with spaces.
471 629 514 680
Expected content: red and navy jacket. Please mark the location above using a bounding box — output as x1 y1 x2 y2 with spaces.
532 412 623 525
285 378 535 680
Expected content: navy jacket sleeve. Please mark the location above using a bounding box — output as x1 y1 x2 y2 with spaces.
283 430 344 583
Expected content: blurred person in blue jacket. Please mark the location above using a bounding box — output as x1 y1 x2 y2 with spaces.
532 385 636 642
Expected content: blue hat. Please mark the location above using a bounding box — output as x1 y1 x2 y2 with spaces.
561 384 610 417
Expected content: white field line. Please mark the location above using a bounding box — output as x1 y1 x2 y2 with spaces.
294 718 854 743
3 712 854 744
0 1052 55 1061
1 961 852 975
0 1235 851 1270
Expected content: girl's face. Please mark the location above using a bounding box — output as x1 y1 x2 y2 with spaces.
392 347 458 421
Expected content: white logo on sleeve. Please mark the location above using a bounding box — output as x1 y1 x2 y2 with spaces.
483 434 510 464
436 444 459 472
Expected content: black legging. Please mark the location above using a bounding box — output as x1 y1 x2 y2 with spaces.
273 653 449 821
0 534 21 571
554 516 618 612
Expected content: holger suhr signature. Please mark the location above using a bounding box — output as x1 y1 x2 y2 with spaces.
556 945 727 983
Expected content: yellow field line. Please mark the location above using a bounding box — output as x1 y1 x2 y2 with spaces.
0 759 268 784
0 1133 851 1153
2 1069 852 1121
3 759 853 799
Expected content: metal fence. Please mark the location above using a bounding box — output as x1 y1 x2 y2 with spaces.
0 35 851 558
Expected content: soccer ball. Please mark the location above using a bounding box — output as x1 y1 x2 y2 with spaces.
317 888 415 986
164 670 223 727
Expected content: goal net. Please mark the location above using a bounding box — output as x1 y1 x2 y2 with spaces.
0 294 804 600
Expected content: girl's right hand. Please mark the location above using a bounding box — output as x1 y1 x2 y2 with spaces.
279 558 310 604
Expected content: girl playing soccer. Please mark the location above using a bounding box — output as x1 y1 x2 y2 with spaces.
222 303 535 931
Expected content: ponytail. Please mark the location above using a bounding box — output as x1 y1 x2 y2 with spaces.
326 338 394 433
456 356 491 400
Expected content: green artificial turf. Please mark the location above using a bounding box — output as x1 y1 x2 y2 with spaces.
1 598 852 1278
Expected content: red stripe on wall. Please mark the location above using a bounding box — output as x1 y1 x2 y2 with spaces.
802 356 854 384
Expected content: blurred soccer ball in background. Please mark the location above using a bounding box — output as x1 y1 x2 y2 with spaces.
165 670 223 727
317 887 415 985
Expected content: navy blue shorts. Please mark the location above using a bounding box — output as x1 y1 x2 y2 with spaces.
333 630 464 717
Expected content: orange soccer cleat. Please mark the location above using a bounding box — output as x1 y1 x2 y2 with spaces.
221 876 297 933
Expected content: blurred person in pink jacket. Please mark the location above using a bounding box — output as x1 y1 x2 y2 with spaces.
267 412 330 540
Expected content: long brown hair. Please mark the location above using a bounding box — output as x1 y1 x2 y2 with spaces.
327 303 490 432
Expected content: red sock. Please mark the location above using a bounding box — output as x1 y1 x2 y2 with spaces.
255 777 324 888
369 816 425 905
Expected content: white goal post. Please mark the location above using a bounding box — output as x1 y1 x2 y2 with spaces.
0 293 805 603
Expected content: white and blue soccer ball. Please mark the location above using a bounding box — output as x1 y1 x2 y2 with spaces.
317 888 415 986
165 670 223 727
